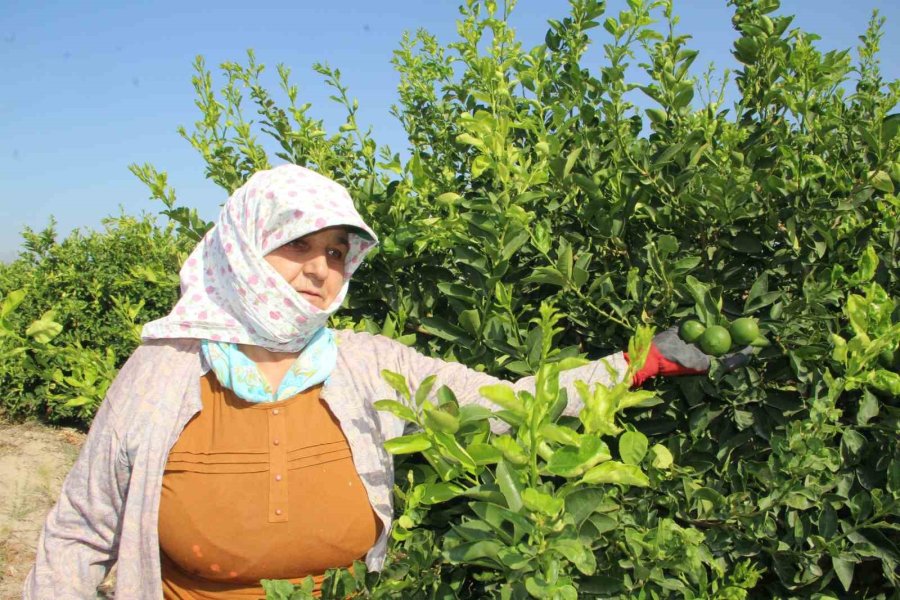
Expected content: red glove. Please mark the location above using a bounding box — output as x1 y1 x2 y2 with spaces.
625 342 706 387
625 327 753 388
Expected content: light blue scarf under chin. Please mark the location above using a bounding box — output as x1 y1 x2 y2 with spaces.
200 327 337 403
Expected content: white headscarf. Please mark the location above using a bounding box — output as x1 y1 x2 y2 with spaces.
141 164 378 353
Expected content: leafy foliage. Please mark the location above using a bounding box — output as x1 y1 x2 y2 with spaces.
0 214 189 424
4 0 897 595
133 0 898 595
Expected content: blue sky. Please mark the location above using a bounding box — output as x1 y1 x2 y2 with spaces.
2 0 898 261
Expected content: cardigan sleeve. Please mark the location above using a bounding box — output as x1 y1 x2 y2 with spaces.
23 392 128 599
401 343 628 416
352 332 629 435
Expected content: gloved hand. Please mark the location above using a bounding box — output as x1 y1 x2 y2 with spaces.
627 327 755 387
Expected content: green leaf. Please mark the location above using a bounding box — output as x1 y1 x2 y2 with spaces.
539 423 580 446
383 433 431 454
432 431 476 469
572 173 599 196
652 141 685 168
466 443 502 465
650 444 674 469
502 229 530 261
552 538 596 575
657 234 678 257
261 579 298 600
521 487 564 516
857 390 879 425
458 309 481 336
419 482 465 504
373 400 417 423
414 375 438 407
444 540 503 567
479 385 523 414
818 504 838 538
456 133 484 148
832 556 855 592
437 385 459 408
882 113 900 142
585 513 617 536
868 369 900 396
564 488 608 526
603 16 619 35
618 430 648 465
683 275 721 327
491 435 529 465
846 295 869 340
673 86 694 109
62 396 94 408
471 155 491 179
888 460 900 494
546 446 584 477
436 192 461 205
546 435 610 477
582 461 649 487
556 240 574 280
563 146 582 178
1 289 27 319
26 318 63 344
381 369 410 399
869 170 894 193
841 429 867 462
522 266 567 287
436 282 475 304
495 459 524 512
420 316 472 344
853 245 879 283
471 500 535 544
616 389 658 411
457 404 493 424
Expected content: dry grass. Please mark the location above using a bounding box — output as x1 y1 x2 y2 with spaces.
0 418 85 599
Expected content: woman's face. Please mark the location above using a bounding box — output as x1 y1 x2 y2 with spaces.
264 227 350 310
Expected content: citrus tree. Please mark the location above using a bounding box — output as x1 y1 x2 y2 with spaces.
0 215 188 423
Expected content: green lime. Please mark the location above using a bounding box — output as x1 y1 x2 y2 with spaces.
729 317 760 346
679 320 706 343
699 325 732 356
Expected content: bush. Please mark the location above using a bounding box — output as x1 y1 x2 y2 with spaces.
0 214 189 424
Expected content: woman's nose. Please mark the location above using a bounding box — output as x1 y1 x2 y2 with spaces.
302 252 329 281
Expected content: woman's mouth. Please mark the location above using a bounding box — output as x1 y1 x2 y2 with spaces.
298 289 322 304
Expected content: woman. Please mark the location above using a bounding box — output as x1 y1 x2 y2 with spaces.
24 165 737 599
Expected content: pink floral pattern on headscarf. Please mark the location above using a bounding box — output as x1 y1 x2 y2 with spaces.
141 164 378 353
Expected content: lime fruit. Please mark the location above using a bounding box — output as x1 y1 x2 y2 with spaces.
729 317 760 346
699 325 732 356
679 320 706 343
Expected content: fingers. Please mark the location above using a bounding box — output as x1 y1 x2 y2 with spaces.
718 346 756 372
653 327 711 371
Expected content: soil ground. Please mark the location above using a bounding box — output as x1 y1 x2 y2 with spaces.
0 418 85 600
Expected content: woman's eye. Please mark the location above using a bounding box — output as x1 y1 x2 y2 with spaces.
328 248 345 260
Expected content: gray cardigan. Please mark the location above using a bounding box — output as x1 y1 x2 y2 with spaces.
24 330 627 599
